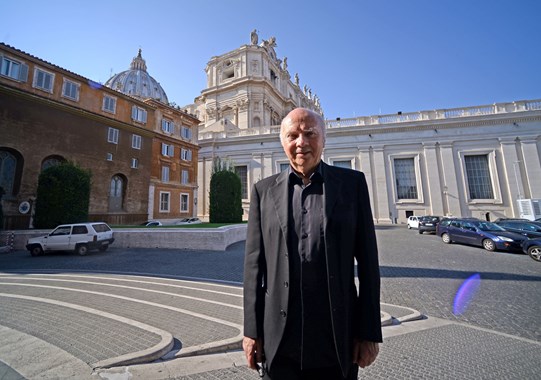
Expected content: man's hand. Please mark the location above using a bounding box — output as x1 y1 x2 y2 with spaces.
243 336 264 370
352 340 379 368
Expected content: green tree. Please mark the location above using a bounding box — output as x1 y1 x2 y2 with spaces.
209 157 242 223
34 162 92 229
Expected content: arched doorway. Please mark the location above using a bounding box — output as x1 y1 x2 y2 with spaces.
109 174 126 212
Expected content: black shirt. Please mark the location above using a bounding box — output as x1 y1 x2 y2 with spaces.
278 165 338 368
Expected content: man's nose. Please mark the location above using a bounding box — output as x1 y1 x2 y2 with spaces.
296 134 307 146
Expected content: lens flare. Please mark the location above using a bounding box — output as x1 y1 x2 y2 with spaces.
453 273 481 315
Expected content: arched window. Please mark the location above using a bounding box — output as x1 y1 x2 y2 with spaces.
41 155 65 171
0 149 23 197
108 174 126 212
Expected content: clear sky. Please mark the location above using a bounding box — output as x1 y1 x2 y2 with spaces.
2 0 539 119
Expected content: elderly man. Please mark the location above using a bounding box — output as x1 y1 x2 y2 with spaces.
243 108 382 379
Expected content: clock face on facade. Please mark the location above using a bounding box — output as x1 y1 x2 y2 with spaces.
19 201 30 214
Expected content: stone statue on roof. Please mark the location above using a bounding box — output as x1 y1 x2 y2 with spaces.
251 29 258 45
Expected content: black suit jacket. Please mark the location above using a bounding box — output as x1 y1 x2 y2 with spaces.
243 162 382 375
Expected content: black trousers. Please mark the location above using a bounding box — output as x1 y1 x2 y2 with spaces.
263 354 359 380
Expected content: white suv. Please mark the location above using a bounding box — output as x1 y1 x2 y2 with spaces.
407 216 421 229
26 222 114 256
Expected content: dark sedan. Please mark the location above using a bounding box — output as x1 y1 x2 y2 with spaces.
522 238 541 262
438 218 527 252
495 220 541 239
418 216 442 234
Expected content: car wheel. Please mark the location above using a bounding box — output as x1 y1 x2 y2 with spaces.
408 225 411 229
418 229 423 234
76 244 88 256
482 239 496 251
527 246 541 262
99 245 109 252
30 245 43 256
441 233 451 244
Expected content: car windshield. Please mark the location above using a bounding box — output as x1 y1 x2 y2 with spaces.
474 222 506 232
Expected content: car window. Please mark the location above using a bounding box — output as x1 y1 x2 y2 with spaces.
93 223 111 232
477 222 505 231
51 226 71 236
72 226 88 235
451 221 460 227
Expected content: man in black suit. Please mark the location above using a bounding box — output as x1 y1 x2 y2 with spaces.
243 108 382 379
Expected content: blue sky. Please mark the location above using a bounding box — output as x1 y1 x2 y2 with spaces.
2 0 539 119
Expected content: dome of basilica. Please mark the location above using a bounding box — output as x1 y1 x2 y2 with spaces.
105 49 169 104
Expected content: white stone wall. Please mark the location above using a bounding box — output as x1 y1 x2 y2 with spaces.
197 102 541 224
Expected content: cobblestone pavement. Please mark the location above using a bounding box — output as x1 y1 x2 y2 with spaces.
0 225 540 379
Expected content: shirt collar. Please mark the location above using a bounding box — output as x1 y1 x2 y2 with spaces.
288 163 324 185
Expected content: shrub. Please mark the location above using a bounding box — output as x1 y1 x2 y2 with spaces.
34 162 91 229
209 169 242 223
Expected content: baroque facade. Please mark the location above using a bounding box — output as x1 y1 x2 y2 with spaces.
192 34 541 223
184 32 323 217
0 44 199 229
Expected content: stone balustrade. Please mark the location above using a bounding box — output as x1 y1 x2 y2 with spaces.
198 99 541 140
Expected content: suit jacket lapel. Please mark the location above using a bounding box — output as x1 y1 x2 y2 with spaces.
322 162 343 225
269 170 290 244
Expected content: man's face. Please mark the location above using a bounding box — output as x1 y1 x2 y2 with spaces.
280 109 325 177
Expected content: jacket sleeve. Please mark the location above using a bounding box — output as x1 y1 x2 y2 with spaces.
243 183 267 339
355 173 383 343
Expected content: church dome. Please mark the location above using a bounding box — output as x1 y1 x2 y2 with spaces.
105 49 169 104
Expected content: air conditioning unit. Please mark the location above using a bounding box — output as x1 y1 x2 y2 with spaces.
517 199 541 221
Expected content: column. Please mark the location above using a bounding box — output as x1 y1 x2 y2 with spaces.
423 143 444 216
520 138 541 199
359 147 376 220
499 137 522 216
439 143 462 217
372 146 391 224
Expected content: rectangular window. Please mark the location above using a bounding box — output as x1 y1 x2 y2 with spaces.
62 79 80 101
465 155 494 199
106 153 113 161
161 143 174 157
181 170 189 184
160 192 170 212
108 127 119 144
0 56 28 81
235 165 248 199
333 160 352 169
181 126 192 140
394 158 418 199
162 119 173 133
180 193 189 212
103 95 117 113
132 134 141 149
33 68 54 92
162 166 170 182
131 105 147 123
181 148 192 161
131 158 138 168
279 163 290 172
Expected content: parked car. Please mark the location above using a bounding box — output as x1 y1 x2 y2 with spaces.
26 222 114 256
407 216 421 229
495 220 541 239
140 221 162 227
437 218 527 251
522 238 541 262
418 216 442 234
175 217 202 225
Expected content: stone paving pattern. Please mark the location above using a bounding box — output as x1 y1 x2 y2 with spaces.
0 225 540 379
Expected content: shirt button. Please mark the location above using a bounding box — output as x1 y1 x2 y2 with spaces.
302 208 308 214
301 233 308 239
284 281 289 288
280 310 287 317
